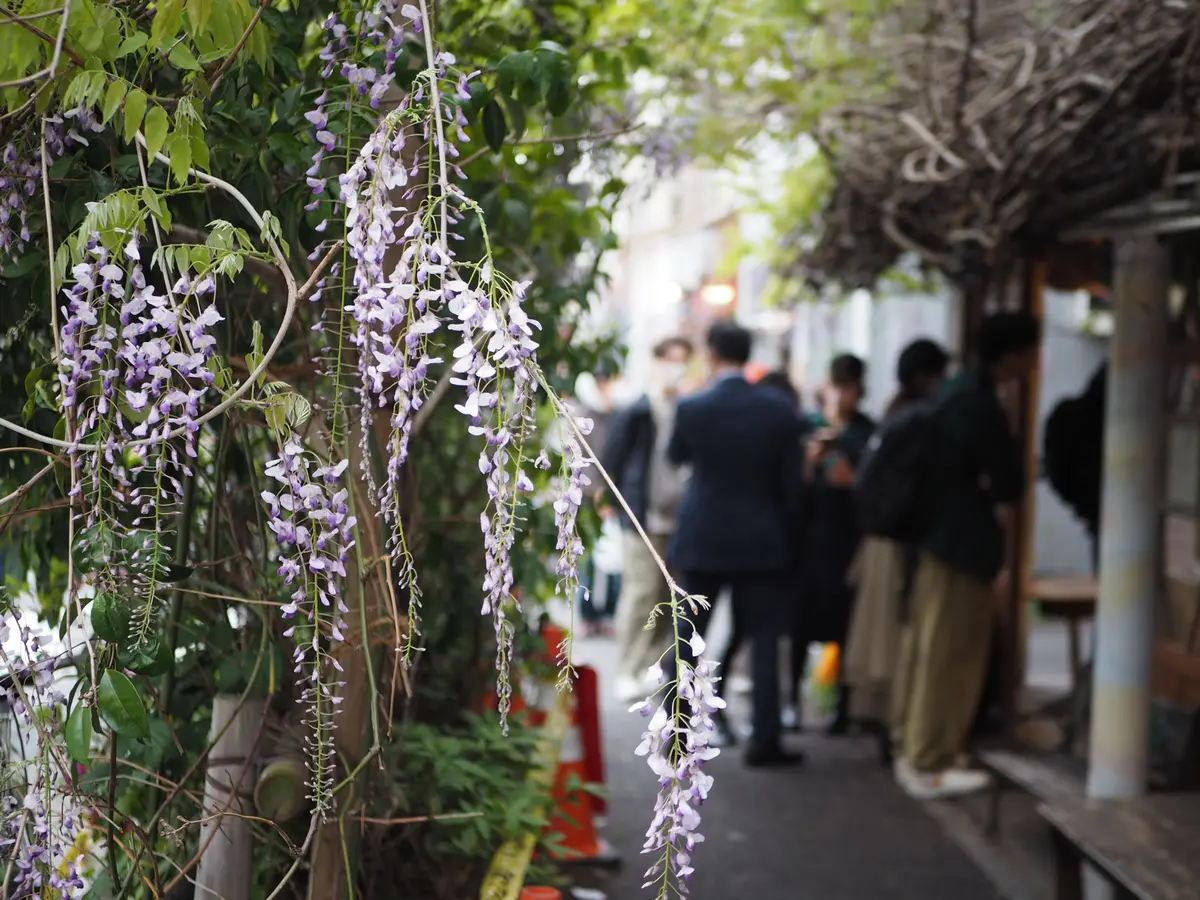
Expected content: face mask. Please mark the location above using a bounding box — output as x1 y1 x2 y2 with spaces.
657 362 688 389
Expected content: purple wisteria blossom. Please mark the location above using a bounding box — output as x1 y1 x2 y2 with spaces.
0 621 90 898
0 108 103 263
57 233 222 622
633 633 723 894
261 440 356 813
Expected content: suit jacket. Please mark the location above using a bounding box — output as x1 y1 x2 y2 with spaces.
667 374 805 574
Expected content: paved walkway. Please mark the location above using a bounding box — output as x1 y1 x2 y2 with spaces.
569 631 1009 899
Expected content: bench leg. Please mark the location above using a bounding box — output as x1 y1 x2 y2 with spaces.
985 779 1004 839
1049 827 1084 900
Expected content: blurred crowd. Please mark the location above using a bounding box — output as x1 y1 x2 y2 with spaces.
573 312 1047 796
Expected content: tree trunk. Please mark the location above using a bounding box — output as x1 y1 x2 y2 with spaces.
195 695 263 900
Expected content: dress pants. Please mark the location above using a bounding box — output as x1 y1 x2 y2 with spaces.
677 571 788 748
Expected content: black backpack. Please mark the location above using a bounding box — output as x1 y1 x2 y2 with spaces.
854 399 938 543
1042 366 1105 531
1043 396 1083 511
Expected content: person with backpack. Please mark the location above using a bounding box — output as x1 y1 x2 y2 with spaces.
787 354 876 734
893 312 1041 800
843 339 951 765
1042 363 1106 569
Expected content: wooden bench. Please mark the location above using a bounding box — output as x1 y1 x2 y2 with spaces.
1039 794 1200 900
1027 575 1098 749
980 747 1086 837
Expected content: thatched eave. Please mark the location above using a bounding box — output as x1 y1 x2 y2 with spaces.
805 0 1200 291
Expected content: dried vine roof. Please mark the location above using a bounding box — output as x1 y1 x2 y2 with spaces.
807 0 1200 288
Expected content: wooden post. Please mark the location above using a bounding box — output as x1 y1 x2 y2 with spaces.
1088 235 1169 799
195 695 263 900
1013 258 1046 715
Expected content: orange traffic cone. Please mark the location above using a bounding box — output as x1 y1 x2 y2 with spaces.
482 623 567 724
544 687 620 868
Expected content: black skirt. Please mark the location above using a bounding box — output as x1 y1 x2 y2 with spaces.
795 484 861 645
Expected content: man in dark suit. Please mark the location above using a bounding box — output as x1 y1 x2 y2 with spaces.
668 321 805 767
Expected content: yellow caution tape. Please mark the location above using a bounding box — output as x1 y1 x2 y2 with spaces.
480 689 571 900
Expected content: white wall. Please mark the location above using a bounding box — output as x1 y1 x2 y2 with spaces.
789 287 956 415
1032 290 1108 576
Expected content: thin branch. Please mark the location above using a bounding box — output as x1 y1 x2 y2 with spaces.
0 132 300 452
456 124 643 169
207 0 271 97
0 3 83 68
0 463 53 508
357 811 484 825
0 0 73 90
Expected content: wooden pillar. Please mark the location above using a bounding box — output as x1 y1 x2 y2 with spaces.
1088 235 1169 799
1012 258 1046 714
195 695 262 900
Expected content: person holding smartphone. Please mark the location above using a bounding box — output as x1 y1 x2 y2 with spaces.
787 354 876 733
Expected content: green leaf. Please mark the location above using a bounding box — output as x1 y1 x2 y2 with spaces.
101 81 128 125
158 563 193 583
117 32 149 58
65 706 94 764
97 670 150 740
502 198 532 240
190 134 210 171
546 78 572 118
165 132 192 184
495 51 535 94
500 95 527 142
264 395 287 434
123 89 148 144
90 592 132 643
168 43 201 71
84 71 108 108
119 635 172 677
72 523 117 572
188 0 214 36
143 105 169 162
141 186 165 221
151 0 185 50
481 99 507 153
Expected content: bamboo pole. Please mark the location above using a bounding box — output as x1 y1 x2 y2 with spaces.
1087 235 1169 799
195 695 263 900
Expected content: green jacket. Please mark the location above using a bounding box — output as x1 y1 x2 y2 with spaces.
922 367 1025 583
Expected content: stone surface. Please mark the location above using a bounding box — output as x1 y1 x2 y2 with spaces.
569 633 1009 899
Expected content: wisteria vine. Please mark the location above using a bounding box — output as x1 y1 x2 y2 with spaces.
0 0 721 896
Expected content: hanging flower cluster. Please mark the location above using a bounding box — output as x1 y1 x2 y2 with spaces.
58 232 222 633
261 441 356 813
335 41 480 655
0 621 91 899
0 108 103 264
634 633 723 895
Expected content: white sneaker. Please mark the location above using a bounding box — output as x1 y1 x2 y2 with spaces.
901 766 992 800
780 705 799 730
615 677 645 703
893 757 915 785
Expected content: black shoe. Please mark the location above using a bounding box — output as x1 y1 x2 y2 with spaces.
825 716 850 736
744 743 806 768
877 734 894 768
